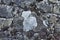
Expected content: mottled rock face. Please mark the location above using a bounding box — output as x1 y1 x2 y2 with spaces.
26 30 34 39
53 5 60 13
55 24 60 32
47 14 57 23
36 2 52 13
0 5 13 18
49 0 58 3
3 18 13 26
3 0 12 5
0 18 13 29
0 5 13 29
0 0 60 40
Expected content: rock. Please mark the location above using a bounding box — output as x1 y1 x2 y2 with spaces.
0 0 60 40
20 0 36 8
0 0 1 3
22 11 37 32
24 0 36 6
36 2 52 13
53 5 60 13
39 28 47 39
0 18 13 29
12 0 22 6
23 17 37 31
1 27 9 31
3 18 13 27
26 30 34 39
0 5 13 18
47 14 57 23
13 16 24 30
0 18 6 28
3 0 12 5
49 0 58 3
55 23 60 32
0 39 2 40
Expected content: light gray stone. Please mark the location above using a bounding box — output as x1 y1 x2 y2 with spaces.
22 11 37 32
49 0 58 3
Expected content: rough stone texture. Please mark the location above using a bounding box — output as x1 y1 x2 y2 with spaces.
0 0 60 40
49 0 58 3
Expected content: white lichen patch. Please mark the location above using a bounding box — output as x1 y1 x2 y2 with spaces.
22 11 37 32
22 11 31 19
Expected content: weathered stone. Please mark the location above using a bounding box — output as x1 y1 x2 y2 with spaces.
0 5 13 18
53 5 60 13
49 0 58 3
0 18 13 29
12 0 22 6
3 18 13 27
22 11 37 32
55 23 60 33
0 18 6 28
0 0 60 40
3 0 12 5
47 14 57 23
12 16 24 31
36 2 52 12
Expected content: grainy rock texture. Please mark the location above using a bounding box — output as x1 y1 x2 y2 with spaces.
0 0 60 40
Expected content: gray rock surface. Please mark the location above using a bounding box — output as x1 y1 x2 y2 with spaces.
0 0 60 40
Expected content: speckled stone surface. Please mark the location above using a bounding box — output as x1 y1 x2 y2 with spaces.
0 0 60 40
